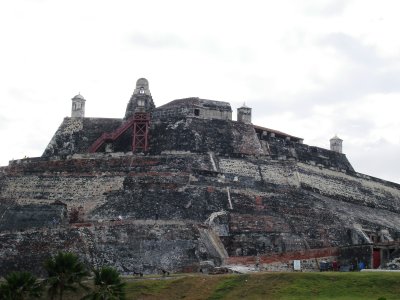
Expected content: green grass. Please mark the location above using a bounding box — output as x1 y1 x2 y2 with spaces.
207 274 249 300
123 272 400 300
273 272 400 300
125 278 173 298
12 272 399 299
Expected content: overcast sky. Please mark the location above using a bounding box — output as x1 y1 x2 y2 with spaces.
0 0 399 184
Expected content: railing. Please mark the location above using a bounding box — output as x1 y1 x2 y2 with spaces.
88 113 150 153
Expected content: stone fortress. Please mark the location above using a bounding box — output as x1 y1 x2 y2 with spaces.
0 78 399 275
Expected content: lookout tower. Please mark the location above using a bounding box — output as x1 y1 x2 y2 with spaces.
330 135 343 153
89 78 153 154
71 94 86 118
237 103 252 124
124 78 155 119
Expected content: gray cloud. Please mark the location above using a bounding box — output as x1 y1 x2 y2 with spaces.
130 33 254 64
7 88 35 103
303 66 400 106
131 33 187 49
334 117 375 137
252 33 400 119
319 32 381 66
348 139 400 183
319 0 350 16
304 0 350 17
314 33 400 101
0 115 9 130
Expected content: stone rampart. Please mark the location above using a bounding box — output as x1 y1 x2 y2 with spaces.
225 247 339 265
297 162 400 213
1 152 400 275
0 220 202 276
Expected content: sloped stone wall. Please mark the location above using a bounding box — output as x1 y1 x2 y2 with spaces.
1 152 400 275
0 221 202 276
297 163 400 213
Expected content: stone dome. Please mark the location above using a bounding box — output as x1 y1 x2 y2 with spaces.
136 78 149 89
72 94 85 100
330 135 342 141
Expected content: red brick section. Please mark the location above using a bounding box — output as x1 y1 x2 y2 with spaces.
182 265 198 273
225 247 339 265
70 222 93 228
229 213 290 233
207 186 215 193
6 156 161 175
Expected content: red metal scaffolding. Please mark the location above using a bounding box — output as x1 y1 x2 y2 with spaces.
131 112 150 152
88 112 150 153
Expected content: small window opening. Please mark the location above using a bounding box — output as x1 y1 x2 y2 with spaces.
139 87 145 94
138 99 145 107
194 109 200 116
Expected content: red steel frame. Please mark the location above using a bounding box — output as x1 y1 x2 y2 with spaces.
132 112 150 152
88 112 150 153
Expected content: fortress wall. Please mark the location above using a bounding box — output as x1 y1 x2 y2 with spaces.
43 117 123 157
218 157 322 189
0 166 7 176
1 153 400 274
216 156 400 214
152 107 191 119
7 155 157 175
43 117 84 157
297 163 400 212
228 213 291 233
90 183 230 222
0 153 220 224
221 188 352 256
219 158 261 181
231 122 263 155
259 161 300 187
0 203 67 231
0 175 124 212
225 247 339 266
0 221 202 276
265 138 354 172
150 117 263 155
6 152 216 175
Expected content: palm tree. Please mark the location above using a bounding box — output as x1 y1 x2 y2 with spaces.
44 252 89 300
82 266 126 300
0 271 43 300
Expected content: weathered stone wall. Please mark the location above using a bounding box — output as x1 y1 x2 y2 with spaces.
264 138 354 171
297 162 400 213
150 117 263 156
43 118 122 157
151 107 192 120
0 175 124 209
152 98 232 121
0 221 202 276
0 203 67 231
41 115 353 174
1 151 400 275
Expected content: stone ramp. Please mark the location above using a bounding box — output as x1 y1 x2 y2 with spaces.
198 226 228 263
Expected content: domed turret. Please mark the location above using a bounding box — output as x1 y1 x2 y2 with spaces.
134 78 150 95
71 93 86 118
330 135 343 153
237 103 252 124
124 78 155 119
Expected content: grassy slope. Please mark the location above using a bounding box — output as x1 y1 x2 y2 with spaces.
124 272 400 300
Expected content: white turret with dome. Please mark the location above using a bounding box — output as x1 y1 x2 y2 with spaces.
237 102 252 124
71 93 86 118
330 135 343 153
